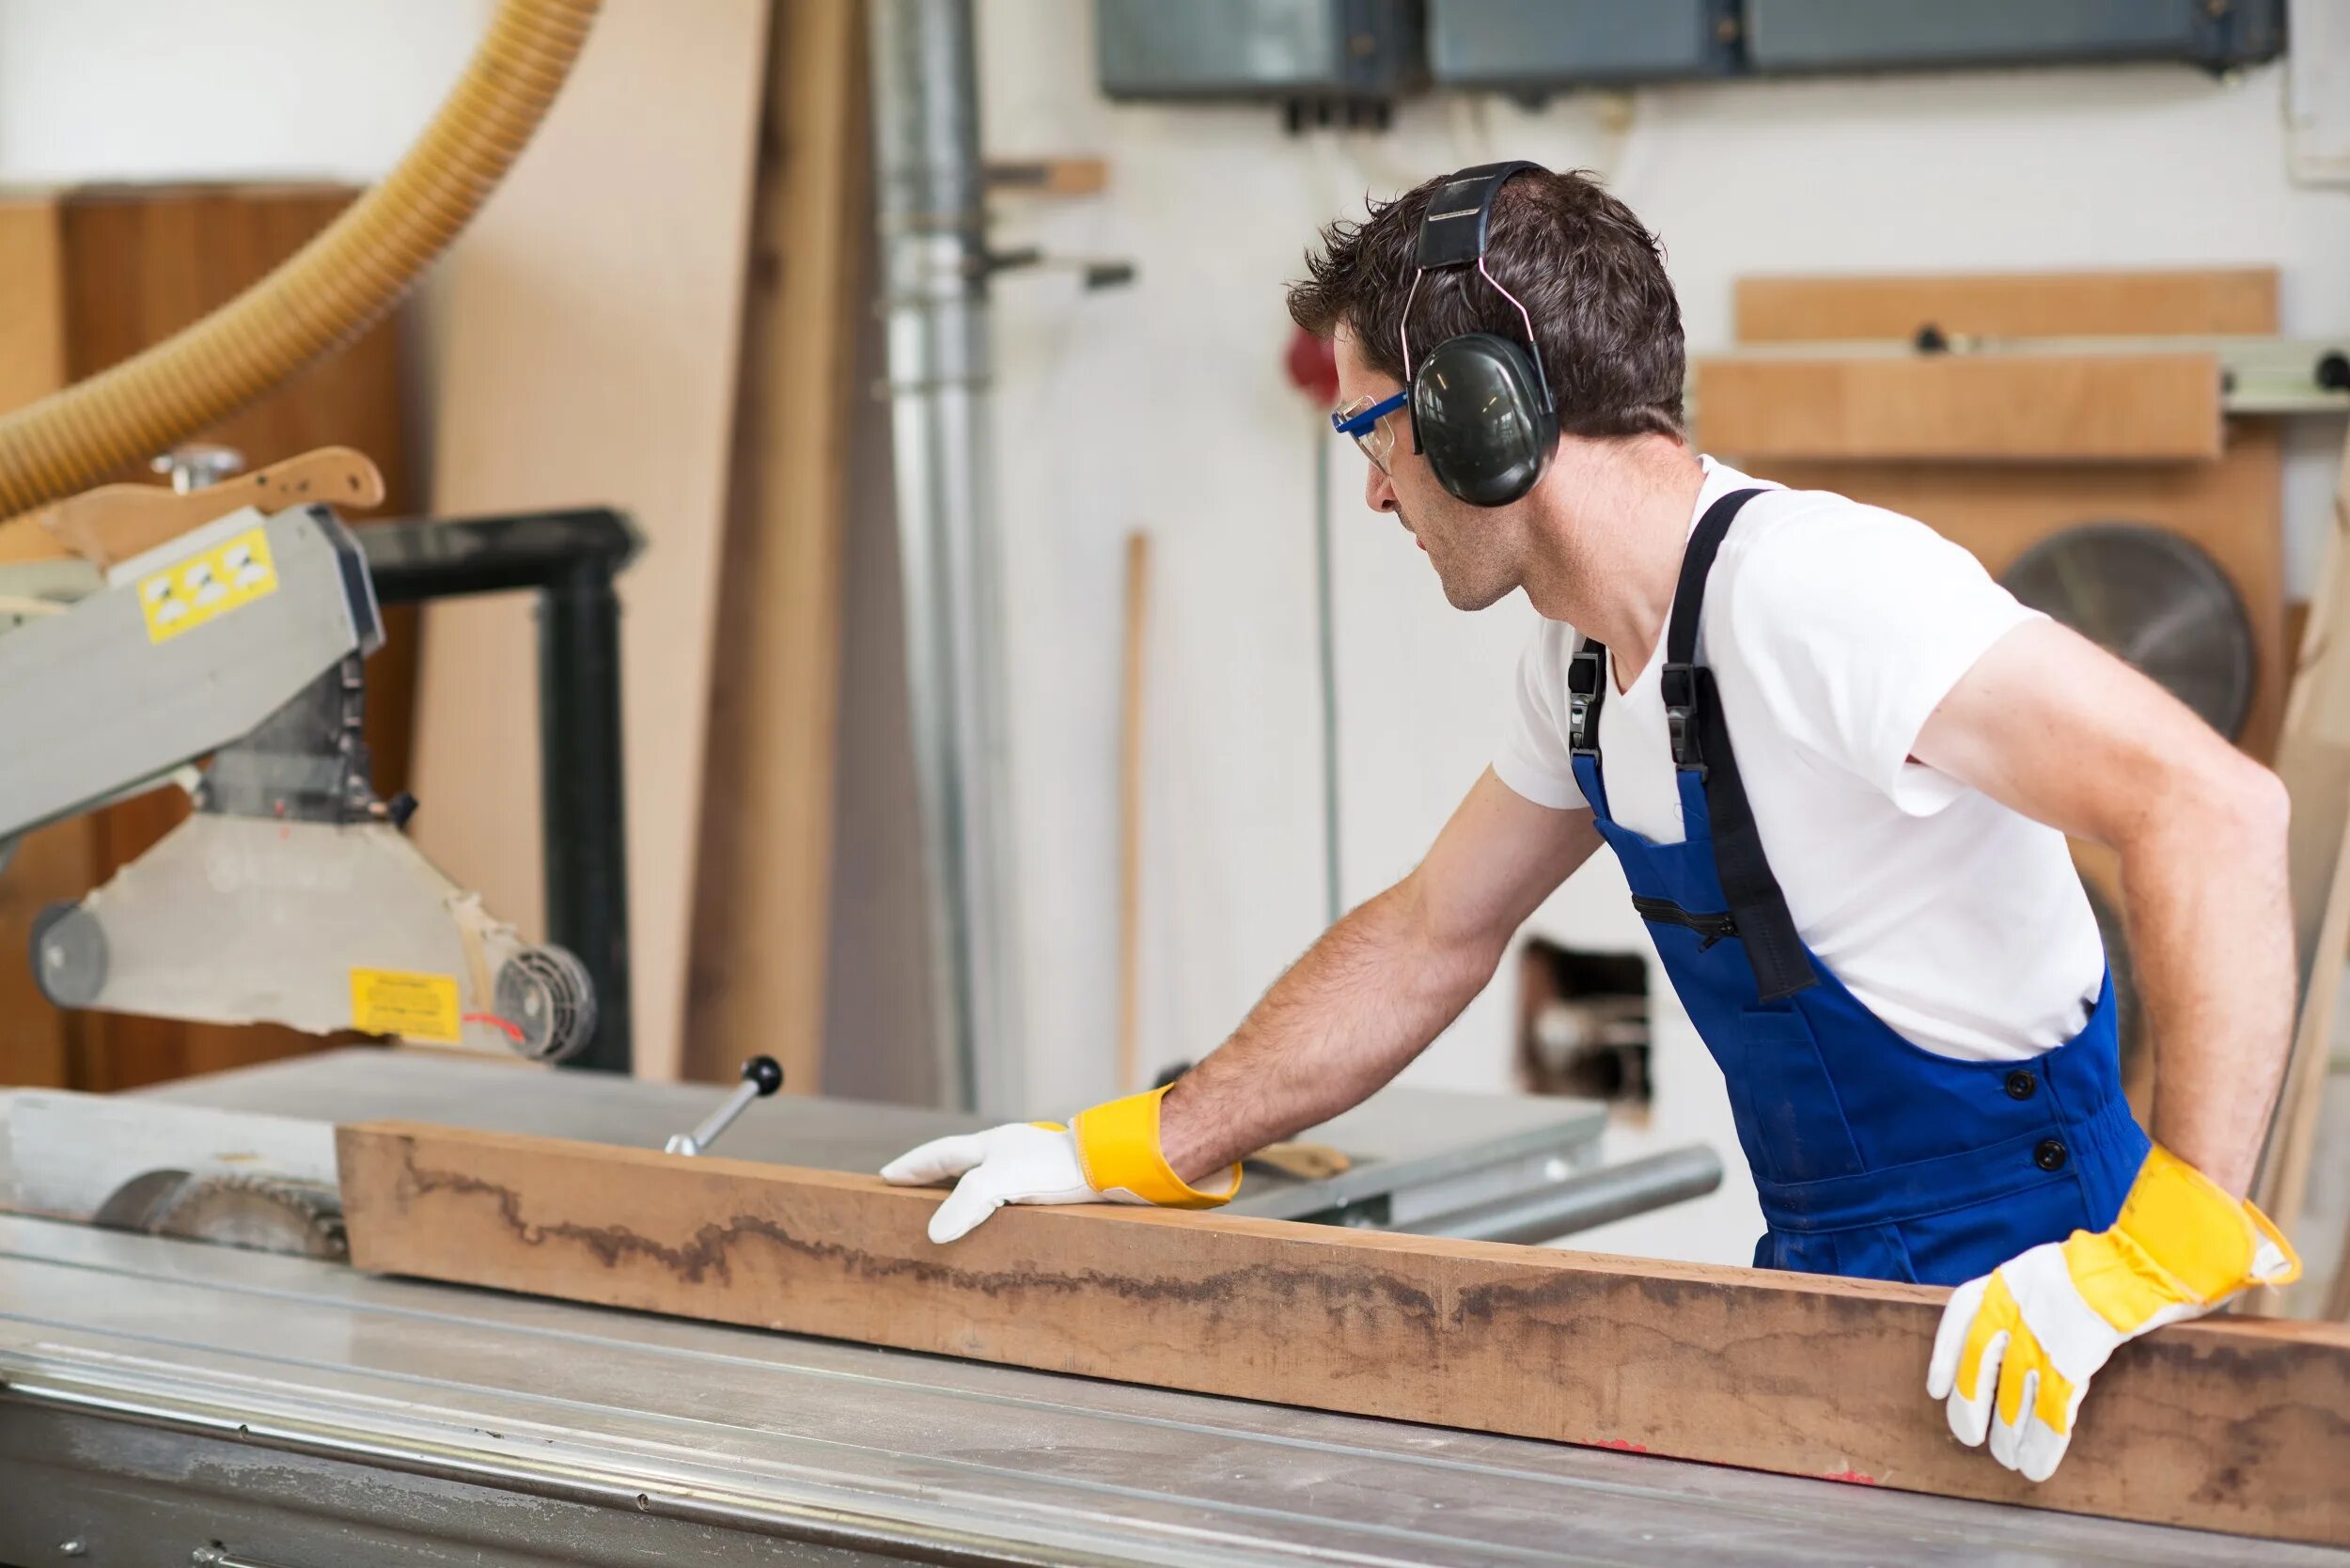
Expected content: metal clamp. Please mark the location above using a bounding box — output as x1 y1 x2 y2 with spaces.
664 1056 785 1156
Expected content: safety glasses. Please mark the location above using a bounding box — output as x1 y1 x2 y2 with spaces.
1331 389 1408 472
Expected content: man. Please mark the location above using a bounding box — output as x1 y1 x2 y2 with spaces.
884 163 2299 1482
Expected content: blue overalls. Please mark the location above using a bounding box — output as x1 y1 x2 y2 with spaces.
1567 489 2151 1285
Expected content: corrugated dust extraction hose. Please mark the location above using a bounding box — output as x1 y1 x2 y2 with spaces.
0 0 601 518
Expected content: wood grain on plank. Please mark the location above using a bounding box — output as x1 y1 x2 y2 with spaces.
1694 353 2223 463
338 1120 2350 1549
1735 269 2278 343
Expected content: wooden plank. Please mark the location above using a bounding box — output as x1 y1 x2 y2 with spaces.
1118 529 1150 1094
1735 269 2278 343
339 1120 2350 1549
2255 419 2350 1249
985 156 1108 196
1694 353 2223 463
1757 428 2286 760
0 195 81 1090
682 0 868 1090
414 0 772 1082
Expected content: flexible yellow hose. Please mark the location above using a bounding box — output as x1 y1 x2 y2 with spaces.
0 0 601 517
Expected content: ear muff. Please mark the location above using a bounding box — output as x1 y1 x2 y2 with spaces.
1410 332 1558 508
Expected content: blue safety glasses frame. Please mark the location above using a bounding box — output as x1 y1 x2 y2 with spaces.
1331 389 1409 472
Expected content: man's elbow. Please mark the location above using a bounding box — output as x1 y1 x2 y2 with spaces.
2165 748 2290 864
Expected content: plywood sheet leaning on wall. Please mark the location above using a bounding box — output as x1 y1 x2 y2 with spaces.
414 0 772 1079
339 1120 2350 1550
684 0 870 1090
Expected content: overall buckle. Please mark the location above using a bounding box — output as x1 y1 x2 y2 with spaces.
1661 663 1704 773
1566 649 1603 756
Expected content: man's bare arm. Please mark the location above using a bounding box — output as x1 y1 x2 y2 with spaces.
1158 768 1602 1183
1911 619 2293 1195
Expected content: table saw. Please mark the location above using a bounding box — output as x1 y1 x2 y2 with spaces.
1 1051 2336 1567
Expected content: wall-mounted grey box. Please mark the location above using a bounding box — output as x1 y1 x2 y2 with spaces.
1428 1 1740 90
1095 0 1425 102
1744 0 2284 74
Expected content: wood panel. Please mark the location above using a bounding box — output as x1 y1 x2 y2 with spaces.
1756 426 2286 760
1695 353 2222 463
2257 419 2350 1259
684 0 869 1090
415 0 772 1081
0 186 419 1090
0 197 79 1090
338 1120 2350 1549
1735 269 2278 343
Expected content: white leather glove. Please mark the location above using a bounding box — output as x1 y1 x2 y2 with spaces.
881 1085 1241 1245
1926 1143 2297 1482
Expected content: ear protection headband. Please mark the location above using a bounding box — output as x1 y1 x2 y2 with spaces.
1402 161 1559 509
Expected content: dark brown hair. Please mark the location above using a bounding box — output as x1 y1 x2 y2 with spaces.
1287 166 1685 440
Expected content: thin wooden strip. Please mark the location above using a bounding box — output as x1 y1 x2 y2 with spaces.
1735 270 2278 343
1694 354 2223 463
337 1120 2350 1549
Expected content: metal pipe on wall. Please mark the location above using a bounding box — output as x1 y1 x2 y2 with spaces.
868 0 1024 1114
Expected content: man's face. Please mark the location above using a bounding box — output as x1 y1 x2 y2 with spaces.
1332 326 1527 612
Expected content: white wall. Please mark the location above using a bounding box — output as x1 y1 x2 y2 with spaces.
978 2 2350 1264
0 2 487 183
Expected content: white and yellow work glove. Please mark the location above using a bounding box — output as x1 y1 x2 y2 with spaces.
880 1084 1242 1245
1927 1144 2298 1482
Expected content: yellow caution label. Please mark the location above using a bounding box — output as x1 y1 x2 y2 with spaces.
139 525 278 644
350 967 462 1044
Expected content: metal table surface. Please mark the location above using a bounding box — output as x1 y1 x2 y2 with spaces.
0 1215 2327 1568
133 1048 1613 1225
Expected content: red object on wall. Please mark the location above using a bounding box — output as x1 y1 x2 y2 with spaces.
1284 325 1339 406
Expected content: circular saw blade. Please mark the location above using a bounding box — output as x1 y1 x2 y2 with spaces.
138 1171 348 1261
1998 524 2256 740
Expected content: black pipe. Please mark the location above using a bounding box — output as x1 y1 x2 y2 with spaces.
359 509 641 1074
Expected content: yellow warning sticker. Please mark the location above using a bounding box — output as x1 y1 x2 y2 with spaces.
139 525 278 644
350 967 462 1044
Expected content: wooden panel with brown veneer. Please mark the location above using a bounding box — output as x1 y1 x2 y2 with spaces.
1735 269 2278 343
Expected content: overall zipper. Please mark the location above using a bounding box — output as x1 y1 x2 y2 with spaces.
1630 895 1739 950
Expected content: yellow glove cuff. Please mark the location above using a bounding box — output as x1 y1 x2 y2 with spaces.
1071 1086 1242 1209
2076 1144 2301 1328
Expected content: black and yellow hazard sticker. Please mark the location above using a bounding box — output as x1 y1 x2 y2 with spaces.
349 967 462 1044
139 525 278 644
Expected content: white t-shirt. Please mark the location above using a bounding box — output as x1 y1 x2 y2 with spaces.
1494 457 2104 1063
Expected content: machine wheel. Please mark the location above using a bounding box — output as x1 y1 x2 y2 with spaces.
494 943 598 1063
29 901 105 1008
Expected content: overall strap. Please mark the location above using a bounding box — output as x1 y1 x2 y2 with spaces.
1665 489 1815 1002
